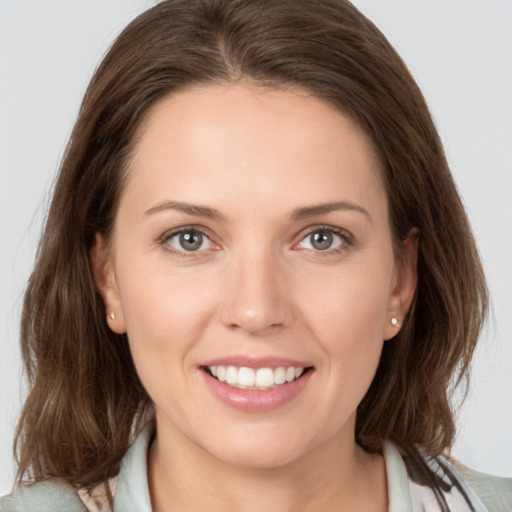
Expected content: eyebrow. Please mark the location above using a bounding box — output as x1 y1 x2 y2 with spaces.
289 201 371 222
144 200 371 222
144 201 228 221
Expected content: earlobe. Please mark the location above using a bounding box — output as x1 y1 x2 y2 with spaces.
383 228 419 340
90 233 126 334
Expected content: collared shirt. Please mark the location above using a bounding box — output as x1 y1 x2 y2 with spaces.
2 425 511 511
78 424 510 512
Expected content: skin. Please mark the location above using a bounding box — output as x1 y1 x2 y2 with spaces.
93 83 417 511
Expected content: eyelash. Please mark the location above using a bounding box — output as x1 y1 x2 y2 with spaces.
158 224 353 259
158 226 216 259
297 225 353 258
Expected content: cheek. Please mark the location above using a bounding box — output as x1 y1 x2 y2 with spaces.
294 258 393 384
298 262 392 340
114 257 218 376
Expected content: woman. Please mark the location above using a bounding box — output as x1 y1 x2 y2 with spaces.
1 0 511 510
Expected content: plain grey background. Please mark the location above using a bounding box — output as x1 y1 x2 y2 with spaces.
1 0 511 495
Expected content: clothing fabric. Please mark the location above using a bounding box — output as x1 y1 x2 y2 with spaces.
2 425 511 511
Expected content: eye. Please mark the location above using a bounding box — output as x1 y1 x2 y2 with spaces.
297 228 347 252
164 228 214 253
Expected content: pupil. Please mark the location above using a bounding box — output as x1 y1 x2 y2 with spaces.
312 231 332 250
180 231 202 251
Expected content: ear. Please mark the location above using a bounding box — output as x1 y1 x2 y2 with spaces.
383 228 419 340
90 233 126 334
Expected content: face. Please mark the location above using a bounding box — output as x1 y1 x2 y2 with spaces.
94 83 417 468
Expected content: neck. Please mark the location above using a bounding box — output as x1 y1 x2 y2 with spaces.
148 421 387 512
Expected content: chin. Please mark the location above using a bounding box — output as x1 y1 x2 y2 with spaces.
201 428 314 469
213 446 303 469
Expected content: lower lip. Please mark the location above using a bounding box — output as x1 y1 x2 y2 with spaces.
201 369 313 412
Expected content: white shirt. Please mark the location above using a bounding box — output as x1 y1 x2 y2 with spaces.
77 424 510 512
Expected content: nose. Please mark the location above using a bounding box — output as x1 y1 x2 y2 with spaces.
219 249 293 336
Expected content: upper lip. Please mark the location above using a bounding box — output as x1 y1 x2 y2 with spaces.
200 356 313 369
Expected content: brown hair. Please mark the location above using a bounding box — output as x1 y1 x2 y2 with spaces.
15 0 488 491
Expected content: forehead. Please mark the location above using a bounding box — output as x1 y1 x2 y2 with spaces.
123 82 387 220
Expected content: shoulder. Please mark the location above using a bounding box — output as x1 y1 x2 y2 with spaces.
385 441 512 512
454 462 512 512
0 480 87 512
0 422 153 512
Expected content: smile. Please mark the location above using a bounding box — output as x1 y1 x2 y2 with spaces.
205 365 310 390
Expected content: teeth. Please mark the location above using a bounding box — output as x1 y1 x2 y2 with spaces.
275 367 286 385
238 367 255 387
256 368 274 387
217 366 226 382
206 365 306 390
226 366 238 385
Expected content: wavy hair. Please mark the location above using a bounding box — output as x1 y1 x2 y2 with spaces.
15 0 488 492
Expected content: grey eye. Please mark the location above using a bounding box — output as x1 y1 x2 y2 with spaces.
299 229 344 251
310 230 334 250
167 230 212 252
180 231 203 251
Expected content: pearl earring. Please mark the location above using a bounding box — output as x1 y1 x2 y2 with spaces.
390 317 400 327
109 312 116 320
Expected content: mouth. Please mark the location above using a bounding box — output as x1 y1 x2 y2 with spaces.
202 365 314 391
